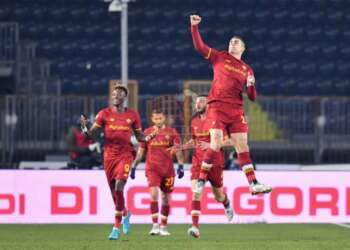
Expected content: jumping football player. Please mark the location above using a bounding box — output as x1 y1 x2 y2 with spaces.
190 15 272 196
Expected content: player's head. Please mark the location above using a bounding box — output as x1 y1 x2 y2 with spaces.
151 109 166 127
195 95 208 114
228 36 245 57
111 84 128 106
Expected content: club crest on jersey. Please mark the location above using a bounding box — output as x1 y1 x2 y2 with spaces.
225 59 231 63
110 118 115 122
126 118 132 124
165 135 170 140
242 65 247 70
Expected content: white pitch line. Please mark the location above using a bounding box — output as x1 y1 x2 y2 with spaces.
333 223 350 229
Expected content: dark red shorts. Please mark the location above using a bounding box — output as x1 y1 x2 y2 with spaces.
145 163 175 193
191 155 224 188
204 103 248 134
103 153 134 187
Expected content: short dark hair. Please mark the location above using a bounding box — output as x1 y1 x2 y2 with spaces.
231 36 245 47
114 83 128 96
152 109 164 115
197 94 208 98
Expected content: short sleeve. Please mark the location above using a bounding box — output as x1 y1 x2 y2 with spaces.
132 112 142 131
94 110 105 127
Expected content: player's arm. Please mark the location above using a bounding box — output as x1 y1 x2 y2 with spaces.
80 114 102 140
167 139 196 153
130 146 145 180
190 15 218 62
246 70 257 101
132 147 145 170
172 130 185 178
132 112 159 142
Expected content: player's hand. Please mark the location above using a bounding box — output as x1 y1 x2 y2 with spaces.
246 72 255 87
80 114 89 133
167 144 182 154
130 167 136 179
190 15 201 26
177 164 184 179
198 141 210 150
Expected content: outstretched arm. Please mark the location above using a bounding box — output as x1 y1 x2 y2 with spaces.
190 15 216 61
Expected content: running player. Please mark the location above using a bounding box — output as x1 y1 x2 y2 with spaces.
190 15 272 195
80 84 157 240
170 95 233 238
130 110 185 236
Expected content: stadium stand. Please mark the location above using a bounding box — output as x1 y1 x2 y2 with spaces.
0 0 349 95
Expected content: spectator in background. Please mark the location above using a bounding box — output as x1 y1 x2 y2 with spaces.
66 121 102 169
225 151 240 170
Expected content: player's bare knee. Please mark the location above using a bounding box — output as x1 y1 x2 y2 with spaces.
193 192 201 201
210 129 223 151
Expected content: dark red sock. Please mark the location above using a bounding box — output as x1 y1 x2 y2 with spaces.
191 200 201 228
160 204 170 226
238 152 257 184
150 201 159 224
222 193 230 209
114 190 125 228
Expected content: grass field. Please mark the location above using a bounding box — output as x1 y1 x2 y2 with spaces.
0 224 349 250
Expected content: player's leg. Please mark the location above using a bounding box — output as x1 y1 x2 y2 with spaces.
212 187 233 221
159 190 171 236
195 128 224 195
159 176 174 236
147 169 161 235
208 165 233 221
188 179 201 238
230 132 272 195
109 179 127 240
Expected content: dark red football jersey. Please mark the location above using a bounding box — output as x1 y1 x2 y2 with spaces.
95 107 142 159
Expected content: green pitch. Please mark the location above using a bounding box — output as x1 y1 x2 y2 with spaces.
0 224 349 250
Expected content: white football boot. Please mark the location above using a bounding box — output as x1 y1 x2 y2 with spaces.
187 226 200 238
250 182 272 195
159 225 171 236
149 223 160 235
225 207 233 222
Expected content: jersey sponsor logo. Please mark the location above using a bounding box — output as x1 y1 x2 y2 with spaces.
149 140 170 147
224 64 247 77
194 131 210 137
108 125 130 131
110 118 115 122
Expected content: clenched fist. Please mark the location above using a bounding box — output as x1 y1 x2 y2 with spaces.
190 15 201 26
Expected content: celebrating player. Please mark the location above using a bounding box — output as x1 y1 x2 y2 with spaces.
80 84 157 240
190 15 272 195
170 95 233 238
130 110 185 236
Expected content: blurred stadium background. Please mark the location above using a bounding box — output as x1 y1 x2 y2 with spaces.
1 0 350 249
1 0 350 168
